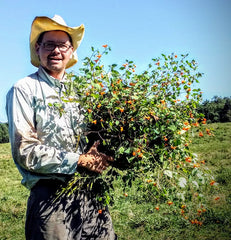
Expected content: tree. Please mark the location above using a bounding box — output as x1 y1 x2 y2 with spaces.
198 96 231 123
0 123 9 143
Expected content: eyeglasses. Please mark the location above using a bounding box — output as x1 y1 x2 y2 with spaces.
40 42 72 52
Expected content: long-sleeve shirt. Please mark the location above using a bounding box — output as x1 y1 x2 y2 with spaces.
6 66 85 189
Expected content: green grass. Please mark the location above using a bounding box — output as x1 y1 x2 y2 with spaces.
0 143 29 240
0 123 230 239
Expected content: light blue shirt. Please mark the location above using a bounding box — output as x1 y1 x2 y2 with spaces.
6 66 85 189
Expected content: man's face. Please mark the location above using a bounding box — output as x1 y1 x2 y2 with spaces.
36 31 73 79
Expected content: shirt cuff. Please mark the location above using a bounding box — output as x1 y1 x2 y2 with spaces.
60 152 79 174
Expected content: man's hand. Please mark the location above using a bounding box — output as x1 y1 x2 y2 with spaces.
78 141 114 174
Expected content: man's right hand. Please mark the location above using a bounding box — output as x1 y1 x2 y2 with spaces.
78 141 114 174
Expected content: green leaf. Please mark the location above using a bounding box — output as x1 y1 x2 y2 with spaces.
168 125 177 132
118 146 125 154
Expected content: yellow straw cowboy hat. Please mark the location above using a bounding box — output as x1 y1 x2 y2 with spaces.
30 15 85 69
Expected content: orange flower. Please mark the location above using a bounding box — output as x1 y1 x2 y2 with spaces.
132 151 136 156
192 122 199 127
129 82 136 86
170 146 176 150
124 193 128 197
94 59 99 63
214 197 220 201
197 209 202 214
96 54 102 58
145 116 151 120
185 156 192 163
122 63 128 67
120 127 124 132
138 153 143 158
156 61 160 66
87 109 92 113
210 180 216 186
155 206 159 211
97 104 101 108
98 209 103 214
181 205 186 209
86 92 90 96
100 91 105 95
102 44 108 48
175 54 177 58
193 163 200 168
119 108 124 113
200 160 205 164
147 179 152 183
153 182 157 186
167 201 173 206
92 120 97 124
199 131 204 137
99 82 104 87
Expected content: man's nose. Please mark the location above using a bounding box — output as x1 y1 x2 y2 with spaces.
52 45 61 53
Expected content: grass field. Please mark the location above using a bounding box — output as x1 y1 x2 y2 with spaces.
0 122 230 240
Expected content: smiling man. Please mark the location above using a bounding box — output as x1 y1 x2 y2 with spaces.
6 15 117 240
36 31 74 79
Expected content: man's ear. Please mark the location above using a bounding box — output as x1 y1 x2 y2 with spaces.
35 43 40 55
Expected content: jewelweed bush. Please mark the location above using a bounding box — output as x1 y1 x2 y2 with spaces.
56 45 216 222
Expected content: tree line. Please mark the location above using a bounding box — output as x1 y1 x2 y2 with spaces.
0 122 9 143
198 96 231 123
0 96 230 143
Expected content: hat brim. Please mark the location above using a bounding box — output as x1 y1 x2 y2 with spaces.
30 16 85 69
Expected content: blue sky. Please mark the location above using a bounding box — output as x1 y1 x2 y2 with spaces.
0 0 230 122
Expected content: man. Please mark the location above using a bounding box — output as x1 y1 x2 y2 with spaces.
6 15 117 240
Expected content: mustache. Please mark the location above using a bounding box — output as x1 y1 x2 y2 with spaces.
48 53 63 59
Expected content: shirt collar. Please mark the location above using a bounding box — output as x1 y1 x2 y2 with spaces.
38 66 67 89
